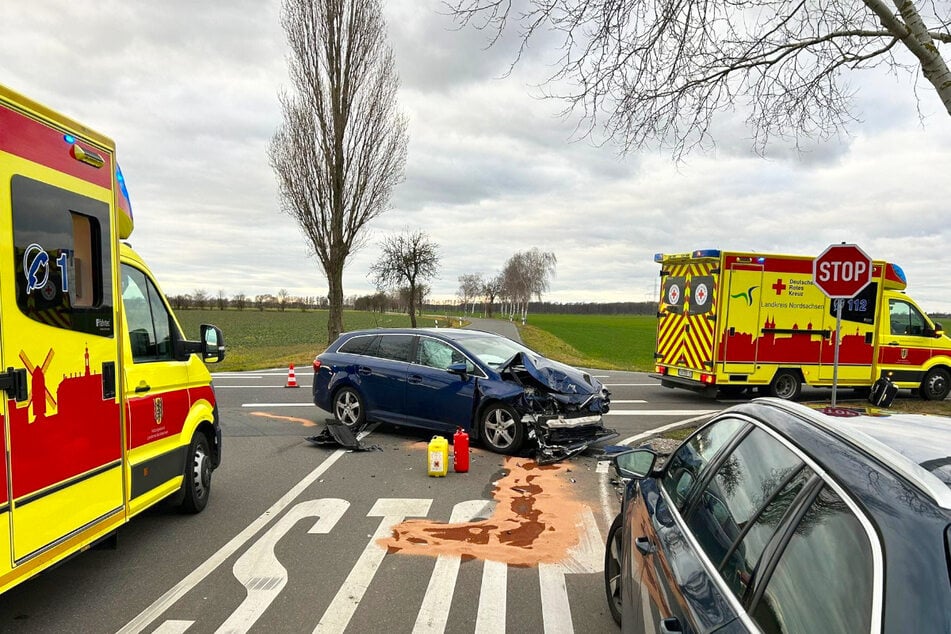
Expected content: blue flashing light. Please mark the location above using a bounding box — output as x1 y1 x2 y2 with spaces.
692 249 721 259
63 134 76 144
653 253 664 263
892 264 907 284
756 257 766 264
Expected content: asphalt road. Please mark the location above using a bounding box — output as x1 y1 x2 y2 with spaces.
0 366 725 634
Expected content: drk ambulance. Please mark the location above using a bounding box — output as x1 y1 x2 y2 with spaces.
652 249 951 401
0 83 225 593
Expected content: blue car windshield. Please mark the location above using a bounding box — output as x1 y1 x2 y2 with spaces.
458 335 535 368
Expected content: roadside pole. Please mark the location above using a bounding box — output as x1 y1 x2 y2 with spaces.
813 243 874 407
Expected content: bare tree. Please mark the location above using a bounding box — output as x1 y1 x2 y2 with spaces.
369 230 440 328
448 0 951 156
482 272 504 318
269 0 408 343
232 292 247 310
457 273 483 315
278 288 290 312
501 248 556 323
192 289 209 310
216 289 228 311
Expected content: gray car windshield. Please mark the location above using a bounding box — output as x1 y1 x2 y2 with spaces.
457 335 536 368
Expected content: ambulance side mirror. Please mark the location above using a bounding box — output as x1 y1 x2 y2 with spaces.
930 321 944 338
200 324 226 363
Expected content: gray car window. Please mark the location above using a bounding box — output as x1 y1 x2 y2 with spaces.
752 485 873 634
338 335 374 355
375 334 413 362
662 417 747 511
417 338 467 370
674 423 813 602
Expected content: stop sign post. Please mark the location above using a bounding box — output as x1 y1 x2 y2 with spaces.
813 243 874 405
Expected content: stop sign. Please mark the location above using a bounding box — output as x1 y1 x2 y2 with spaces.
813 243 873 299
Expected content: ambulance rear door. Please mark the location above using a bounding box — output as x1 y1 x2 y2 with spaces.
0 108 123 563
655 255 718 379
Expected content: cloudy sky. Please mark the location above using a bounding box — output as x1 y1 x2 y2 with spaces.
4 1 951 311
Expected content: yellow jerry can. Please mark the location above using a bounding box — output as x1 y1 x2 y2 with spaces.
427 436 449 477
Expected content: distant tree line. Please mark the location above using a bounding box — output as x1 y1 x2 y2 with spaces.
168 289 329 312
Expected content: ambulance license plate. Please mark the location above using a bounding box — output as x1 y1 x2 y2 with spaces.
678 369 693 379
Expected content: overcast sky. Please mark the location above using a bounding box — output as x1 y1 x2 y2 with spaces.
4 1 951 311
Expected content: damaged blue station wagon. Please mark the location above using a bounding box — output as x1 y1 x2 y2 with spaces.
312 328 614 462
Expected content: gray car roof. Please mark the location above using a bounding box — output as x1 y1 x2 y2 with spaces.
760 399 951 510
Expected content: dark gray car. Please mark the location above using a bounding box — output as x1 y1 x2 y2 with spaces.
604 398 951 633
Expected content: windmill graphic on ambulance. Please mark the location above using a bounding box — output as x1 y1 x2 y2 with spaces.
652 249 951 401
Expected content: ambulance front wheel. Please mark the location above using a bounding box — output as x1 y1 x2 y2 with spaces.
921 368 950 401
180 432 212 514
769 370 802 401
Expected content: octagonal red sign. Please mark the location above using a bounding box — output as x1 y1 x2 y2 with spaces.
812 244 873 299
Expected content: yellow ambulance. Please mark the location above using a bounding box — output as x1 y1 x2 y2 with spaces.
653 249 951 400
0 83 225 592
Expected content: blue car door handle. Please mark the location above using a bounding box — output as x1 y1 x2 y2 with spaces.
408 374 422 385
659 617 683 633
358 366 373 376
635 536 655 555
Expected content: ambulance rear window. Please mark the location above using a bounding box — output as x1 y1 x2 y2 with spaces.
11 175 113 337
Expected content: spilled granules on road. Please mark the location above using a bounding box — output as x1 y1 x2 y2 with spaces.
379 457 583 567
249 412 317 427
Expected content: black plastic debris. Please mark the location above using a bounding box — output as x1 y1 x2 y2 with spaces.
305 420 381 452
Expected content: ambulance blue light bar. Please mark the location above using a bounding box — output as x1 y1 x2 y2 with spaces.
692 249 721 259
892 264 906 284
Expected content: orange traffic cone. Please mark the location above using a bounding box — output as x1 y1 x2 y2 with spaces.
285 364 300 388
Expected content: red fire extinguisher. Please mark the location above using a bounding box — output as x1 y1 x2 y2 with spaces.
453 427 470 473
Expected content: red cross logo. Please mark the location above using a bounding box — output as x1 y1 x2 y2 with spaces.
694 283 708 306
772 279 787 295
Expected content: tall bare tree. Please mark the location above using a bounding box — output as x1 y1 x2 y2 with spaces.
501 248 556 323
457 273 484 315
448 0 951 156
482 272 504 318
270 0 408 343
369 230 440 328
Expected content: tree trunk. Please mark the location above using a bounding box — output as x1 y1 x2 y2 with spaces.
408 283 418 328
327 264 345 344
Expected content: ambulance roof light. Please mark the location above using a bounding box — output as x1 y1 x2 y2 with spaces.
654 253 664 262
756 257 766 263
63 134 76 144
692 249 721 259
892 264 906 284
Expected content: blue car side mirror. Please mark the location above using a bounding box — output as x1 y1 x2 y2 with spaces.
447 362 469 377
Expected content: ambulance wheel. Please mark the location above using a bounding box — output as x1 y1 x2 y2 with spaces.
333 387 365 428
769 370 802 401
921 368 950 401
180 432 212 514
479 403 524 454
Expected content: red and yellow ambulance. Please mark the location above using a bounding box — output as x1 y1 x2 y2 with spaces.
652 249 951 400
0 83 225 593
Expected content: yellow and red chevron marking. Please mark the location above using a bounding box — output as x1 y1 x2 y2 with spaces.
655 258 718 371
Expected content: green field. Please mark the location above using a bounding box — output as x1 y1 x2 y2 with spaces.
517 313 656 371
176 309 411 372
173 309 654 372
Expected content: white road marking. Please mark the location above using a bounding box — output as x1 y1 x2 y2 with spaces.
414 500 494 634
603 383 657 387
241 403 314 408
609 399 647 404
153 621 193 633
617 412 718 446
539 506 603 633
314 498 432 634
217 499 349 634
118 428 376 634
475 561 507 634
217 385 311 389
606 409 718 416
